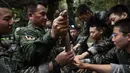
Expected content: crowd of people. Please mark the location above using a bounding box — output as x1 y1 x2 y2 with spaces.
0 1 130 73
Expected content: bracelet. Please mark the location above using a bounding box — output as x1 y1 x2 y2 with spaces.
52 59 61 73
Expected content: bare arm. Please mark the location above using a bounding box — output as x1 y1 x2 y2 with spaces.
86 64 112 73
73 59 112 73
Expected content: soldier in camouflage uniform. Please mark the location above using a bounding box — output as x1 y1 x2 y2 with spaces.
74 4 130 61
74 18 130 73
0 4 13 73
73 4 93 54
13 3 74 73
74 4 130 73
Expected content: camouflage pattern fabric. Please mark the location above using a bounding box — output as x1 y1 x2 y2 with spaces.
12 22 57 73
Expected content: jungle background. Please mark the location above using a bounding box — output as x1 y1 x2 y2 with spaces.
1 0 130 32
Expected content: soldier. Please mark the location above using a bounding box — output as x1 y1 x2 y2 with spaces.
74 4 130 59
73 4 93 54
70 25 79 52
0 4 13 73
74 16 109 73
13 3 74 73
74 18 130 73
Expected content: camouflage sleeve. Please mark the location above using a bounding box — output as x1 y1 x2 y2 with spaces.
15 28 56 65
110 63 123 73
90 48 117 64
110 63 130 73
77 35 88 45
38 62 50 73
77 24 90 45
88 36 114 55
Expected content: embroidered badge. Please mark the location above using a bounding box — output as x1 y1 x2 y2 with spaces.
25 35 36 41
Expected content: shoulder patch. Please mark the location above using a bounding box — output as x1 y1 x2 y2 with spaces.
24 35 36 41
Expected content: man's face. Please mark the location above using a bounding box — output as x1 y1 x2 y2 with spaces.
112 27 129 49
79 11 92 22
70 29 78 39
31 4 47 27
89 27 102 41
0 8 13 34
109 13 125 25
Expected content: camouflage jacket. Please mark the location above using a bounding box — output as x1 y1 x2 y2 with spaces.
88 36 115 55
0 35 13 54
91 48 130 73
0 35 13 73
12 23 57 73
77 22 90 46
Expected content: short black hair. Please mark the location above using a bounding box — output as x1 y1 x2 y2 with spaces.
27 3 37 13
88 15 112 37
70 25 79 31
27 2 45 14
88 16 106 29
114 18 130 35
76 4 92 16
107 4 130 18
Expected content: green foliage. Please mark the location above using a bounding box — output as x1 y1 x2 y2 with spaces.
91 0 118 11
11 7 28 27
73 0 118 11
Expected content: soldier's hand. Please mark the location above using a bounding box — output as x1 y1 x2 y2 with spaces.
51 10 69 38
55 50 74 66
73 57 88 69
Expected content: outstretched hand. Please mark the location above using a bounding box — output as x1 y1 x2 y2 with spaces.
73 56 88 69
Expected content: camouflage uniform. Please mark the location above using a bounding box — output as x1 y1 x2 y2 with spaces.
90 48 130 73
80 47 130 73
76 21 89 55
0 35 13 54
12 22 57 73
0 35 14 73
